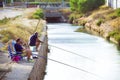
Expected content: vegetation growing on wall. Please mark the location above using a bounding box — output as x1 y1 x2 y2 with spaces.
108 30 120 42
107 8 120 19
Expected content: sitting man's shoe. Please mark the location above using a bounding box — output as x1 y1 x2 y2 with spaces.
28 59 34 63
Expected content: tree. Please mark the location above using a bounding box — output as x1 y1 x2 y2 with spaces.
70 0 78 11
70 0 105 13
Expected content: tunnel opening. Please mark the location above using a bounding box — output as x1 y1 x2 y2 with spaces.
46 17 62 23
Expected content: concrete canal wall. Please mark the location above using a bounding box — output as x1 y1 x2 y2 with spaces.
28 25 48 80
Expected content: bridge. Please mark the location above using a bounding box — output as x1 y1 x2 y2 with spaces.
26 2 70 9
3 0 70 23
25 2 70 23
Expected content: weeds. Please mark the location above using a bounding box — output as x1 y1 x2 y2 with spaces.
30 9 44 19
107 8 120 19
108 30 120 41
0 17 10 25
96 18 104 26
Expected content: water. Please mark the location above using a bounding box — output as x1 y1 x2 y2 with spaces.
44 23 120 80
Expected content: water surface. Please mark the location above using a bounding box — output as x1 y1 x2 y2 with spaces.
44 23 120 80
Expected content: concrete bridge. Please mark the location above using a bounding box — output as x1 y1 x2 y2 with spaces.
26 2 70 9
2 1 70 23
25 2 70 23
35 2 69 23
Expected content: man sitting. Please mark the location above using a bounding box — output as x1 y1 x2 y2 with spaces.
29 32 43 51
14 38 32 61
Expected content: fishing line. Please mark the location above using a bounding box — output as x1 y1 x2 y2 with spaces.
48 44 96 62
37 55 102 80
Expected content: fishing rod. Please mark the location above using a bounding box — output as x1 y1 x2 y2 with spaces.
33 0 49 34
33 18 41 34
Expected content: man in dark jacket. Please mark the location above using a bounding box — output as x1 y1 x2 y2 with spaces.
29 32 43 51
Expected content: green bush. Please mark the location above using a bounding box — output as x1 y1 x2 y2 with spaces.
96 18 104 26
108 8 120 19
69 13 83 23
116 8 120 17
109 30 119 36
70 0 105 13
109 30 120 41
32 9 44 19
114 34 120 41
29 2 39 5
0 17 10 25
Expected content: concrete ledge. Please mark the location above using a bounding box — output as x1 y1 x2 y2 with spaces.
28 26 48 80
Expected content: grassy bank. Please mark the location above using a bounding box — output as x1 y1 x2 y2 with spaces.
70 5 120 46
0 8 46 51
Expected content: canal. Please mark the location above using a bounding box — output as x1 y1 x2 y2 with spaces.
44 23 120 80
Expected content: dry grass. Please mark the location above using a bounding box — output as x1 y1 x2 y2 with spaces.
90 6 113 21
110 18 120 29
0 8 46 51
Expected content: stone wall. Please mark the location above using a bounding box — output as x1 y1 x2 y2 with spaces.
28 26 48 80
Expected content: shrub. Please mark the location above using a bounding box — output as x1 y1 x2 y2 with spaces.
72 14 83 19
116 8 120 17
29 2 39 5
32 9 44 19
114 34 120 41
108 8 120 19
70 0 105 13
69 13 83 21
109 30 119 36
96 18 104 26
0 17 10 25
109 30 120 41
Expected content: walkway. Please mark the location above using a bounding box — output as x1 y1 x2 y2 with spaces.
0 51 35 80
0 52 11 80
3 61 34 80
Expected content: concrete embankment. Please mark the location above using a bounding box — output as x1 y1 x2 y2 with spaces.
28 25 48 80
